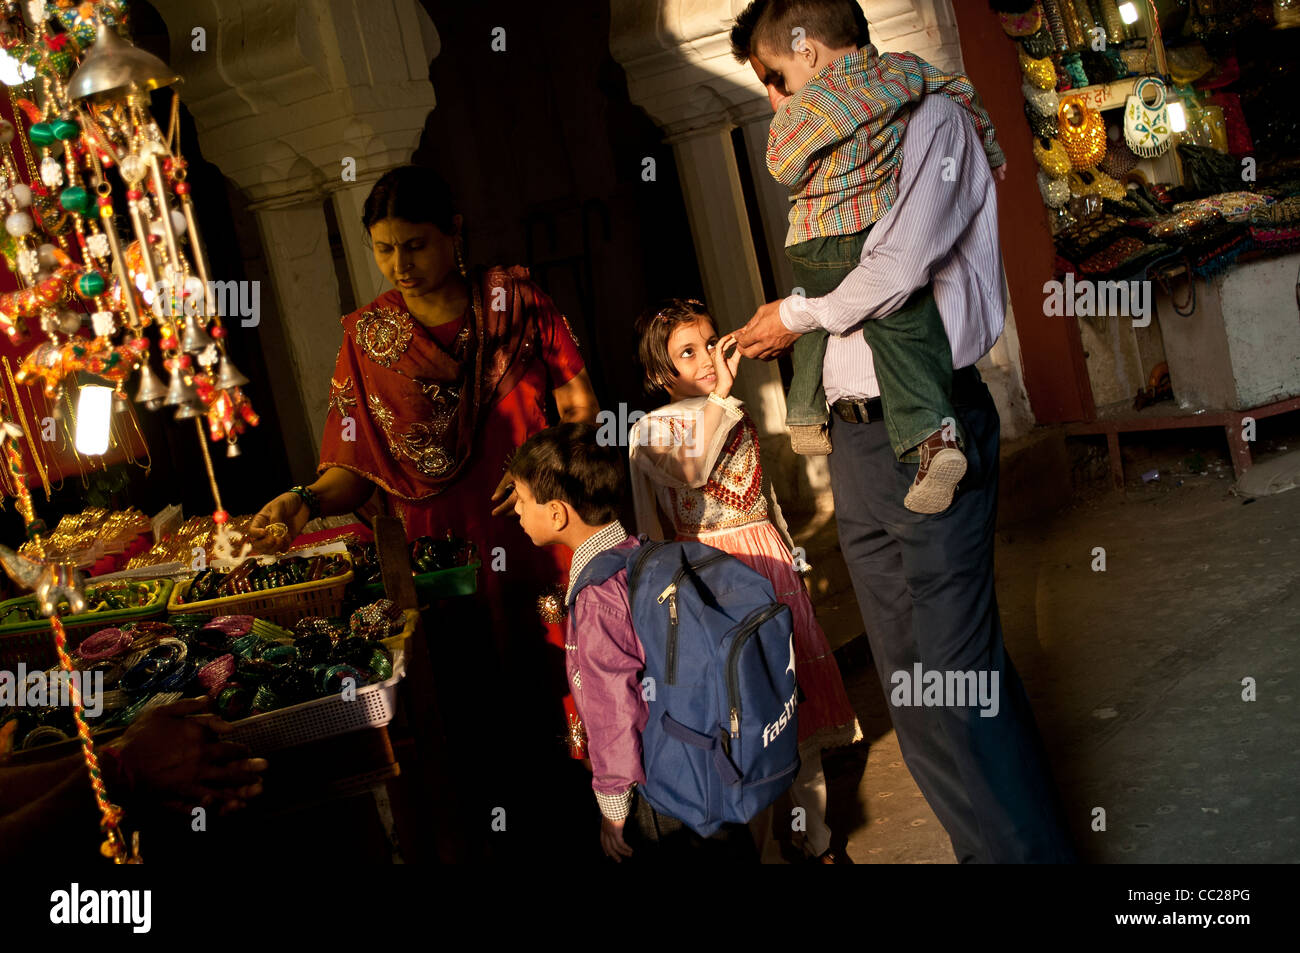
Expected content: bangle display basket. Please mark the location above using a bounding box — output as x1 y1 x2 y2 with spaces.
0 578 175 670
167 556 353 627
224 609 417 753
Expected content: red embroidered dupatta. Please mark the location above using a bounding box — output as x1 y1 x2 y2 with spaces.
319 266 542 501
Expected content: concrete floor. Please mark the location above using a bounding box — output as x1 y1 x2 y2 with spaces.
797 444 1300 864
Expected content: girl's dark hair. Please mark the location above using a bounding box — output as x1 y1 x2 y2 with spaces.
506 423 626 526
633 297 716 396
362 165 458 235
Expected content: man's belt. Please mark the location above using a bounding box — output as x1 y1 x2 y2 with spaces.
831 368 984 425
831 396 884 423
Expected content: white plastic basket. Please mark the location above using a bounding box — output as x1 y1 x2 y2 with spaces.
224 650 405 754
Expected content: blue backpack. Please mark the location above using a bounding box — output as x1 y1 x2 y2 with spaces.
568 537 800 837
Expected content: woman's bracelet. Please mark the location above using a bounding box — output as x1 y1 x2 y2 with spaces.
288 485 322 521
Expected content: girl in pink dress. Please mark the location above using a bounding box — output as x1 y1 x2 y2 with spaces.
628 298 861 863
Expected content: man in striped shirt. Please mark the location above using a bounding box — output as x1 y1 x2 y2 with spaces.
734 8 1076 864
746 0 1006 518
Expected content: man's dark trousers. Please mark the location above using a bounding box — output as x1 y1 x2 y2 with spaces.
827 357 1076 863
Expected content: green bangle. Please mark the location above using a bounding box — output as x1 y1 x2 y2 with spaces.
289 485 321 521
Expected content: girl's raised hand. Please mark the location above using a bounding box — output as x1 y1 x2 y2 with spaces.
713 333 742 398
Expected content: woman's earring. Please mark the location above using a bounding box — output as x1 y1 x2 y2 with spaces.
454 236 467 278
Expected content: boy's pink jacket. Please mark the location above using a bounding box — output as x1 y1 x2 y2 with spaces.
567 537 647 808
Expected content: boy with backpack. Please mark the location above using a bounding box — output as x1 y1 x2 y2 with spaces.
507 423 798 862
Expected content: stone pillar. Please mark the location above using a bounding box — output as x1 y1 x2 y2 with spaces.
331 177 388 311
664 127 784 433
248 202 344 463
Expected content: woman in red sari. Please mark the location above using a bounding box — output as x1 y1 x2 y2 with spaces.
249 167 599 765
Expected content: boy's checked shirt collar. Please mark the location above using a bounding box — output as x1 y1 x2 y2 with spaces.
566 520 630 604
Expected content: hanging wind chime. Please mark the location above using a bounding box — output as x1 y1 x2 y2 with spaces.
0 0 268 861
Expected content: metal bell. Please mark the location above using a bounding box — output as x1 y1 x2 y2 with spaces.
227 441 241 458
163 368 197 407
67 21 181 103
173 401 200 421
134 360 167 406
180 313 214 353
214 355 249 390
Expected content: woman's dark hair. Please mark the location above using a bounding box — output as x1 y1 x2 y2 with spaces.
362 165 458 235
506 423 626 526
633 297 715 396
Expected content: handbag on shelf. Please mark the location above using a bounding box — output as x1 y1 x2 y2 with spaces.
1098 126 1140 177
1001 4 1044 36
1034 135 1075 177
1070 167 1129 201
1024 101 1060 138
1123 77 1172 158
1039 170 1072 207
1019 25 1056 58
1020 51 1058 90
1023 79 1060 117
1058 95 1108 169
1173 191 1274 223
1150 204 1224 241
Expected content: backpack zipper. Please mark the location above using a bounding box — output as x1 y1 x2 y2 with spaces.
654 552 729 685
726 603 787 737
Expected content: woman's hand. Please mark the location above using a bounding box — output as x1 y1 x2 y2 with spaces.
490 472 517 517
247 492 310 553
712 333 742 399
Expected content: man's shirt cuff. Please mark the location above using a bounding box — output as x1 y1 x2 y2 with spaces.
780 294 824 334
595 787 635 822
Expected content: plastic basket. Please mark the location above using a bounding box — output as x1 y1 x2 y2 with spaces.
167 559 353 628
224 610 417 754
360 561 480 602
0 579 174 671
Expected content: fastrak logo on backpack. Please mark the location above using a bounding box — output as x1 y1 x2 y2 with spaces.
763 634 797 748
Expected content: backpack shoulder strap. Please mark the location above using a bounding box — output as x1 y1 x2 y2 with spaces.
566 548 631 610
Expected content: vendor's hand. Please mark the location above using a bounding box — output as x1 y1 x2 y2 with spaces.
994 162 1008 182
248 492 310 552
109 696 267 814
736 300 800 361
713 333 742 399
600 816 634 863
490 472 517 517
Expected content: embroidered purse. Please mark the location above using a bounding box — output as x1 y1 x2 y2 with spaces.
1022 79 1060 117
1001 4 1043 36
1038 170 1071 208
1124 77 1172 158
1019 25 1055 58
1058 96 1108 169
1024 101 1059 139
1020 51 1057 90
1033 136 1073 177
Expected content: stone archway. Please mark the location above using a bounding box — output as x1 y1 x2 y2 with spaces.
147 0 439 459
